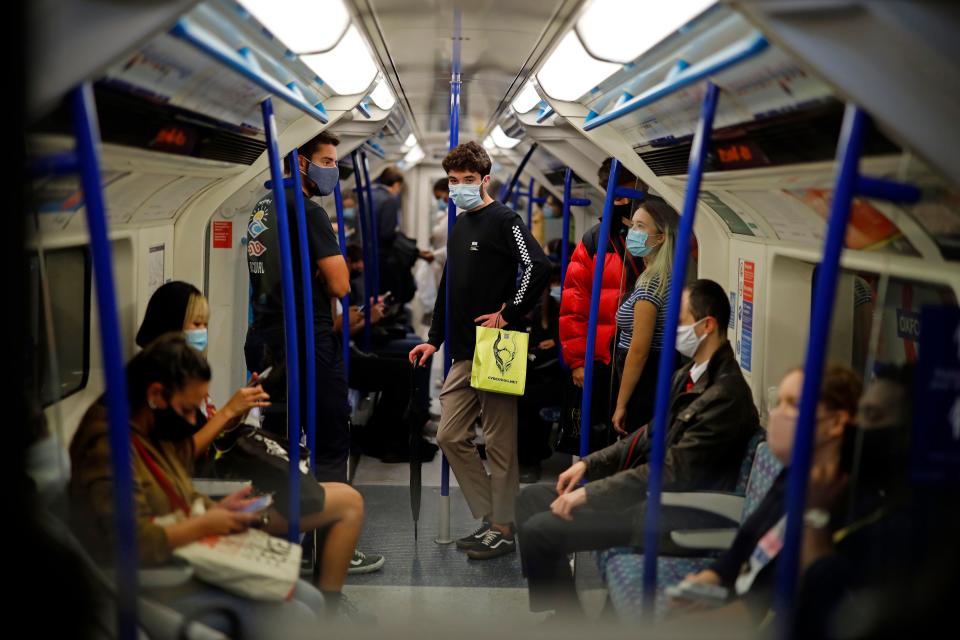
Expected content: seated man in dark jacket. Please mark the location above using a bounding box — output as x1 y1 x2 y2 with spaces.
516 279 760 617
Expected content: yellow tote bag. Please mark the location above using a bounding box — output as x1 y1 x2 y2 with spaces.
470 325 529 396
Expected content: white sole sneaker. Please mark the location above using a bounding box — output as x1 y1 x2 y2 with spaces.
347 553 385 574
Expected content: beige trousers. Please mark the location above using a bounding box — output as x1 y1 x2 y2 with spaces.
436 359 519 524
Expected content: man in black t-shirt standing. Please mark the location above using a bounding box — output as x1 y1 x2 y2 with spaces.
409 141 550 560
245 130 383 574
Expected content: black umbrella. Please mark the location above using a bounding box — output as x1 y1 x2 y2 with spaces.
404 361 440 541
404 362 424 541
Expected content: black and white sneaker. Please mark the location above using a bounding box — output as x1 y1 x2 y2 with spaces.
347 549 385 574
466 529 516 560
455 521 491 550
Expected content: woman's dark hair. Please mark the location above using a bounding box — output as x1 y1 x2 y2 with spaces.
127 333 211 411
783 364 862 417
442 141 492 176
136 281 201 348
819 364 863 416
433 177 450 194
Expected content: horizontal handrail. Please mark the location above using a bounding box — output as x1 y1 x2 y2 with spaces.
170 18 329 124
582 33 768 131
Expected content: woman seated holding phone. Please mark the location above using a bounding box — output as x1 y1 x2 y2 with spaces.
70 334 336 633
667 364 862 626
132 284 374 620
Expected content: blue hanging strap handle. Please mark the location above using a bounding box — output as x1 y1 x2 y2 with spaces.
71 82 139 640
558 167 590 372
261 98 300 542
287 148 318 475
578 159 622 459
641 81 720 615
351 151 374 351
774 105 919 639
333 182 351 384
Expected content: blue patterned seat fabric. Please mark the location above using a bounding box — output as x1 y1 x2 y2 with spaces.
595 430 782 621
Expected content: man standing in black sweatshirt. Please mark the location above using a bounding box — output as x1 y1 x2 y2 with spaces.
409 141 550 559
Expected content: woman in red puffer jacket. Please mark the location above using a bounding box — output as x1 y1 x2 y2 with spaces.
559 223 639 378
558 159 645 442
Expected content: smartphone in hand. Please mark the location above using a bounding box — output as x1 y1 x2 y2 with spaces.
251 366 273 386
240 494 274 513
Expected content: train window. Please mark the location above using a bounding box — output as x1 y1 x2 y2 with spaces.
824 268 957 376
28 247 91 406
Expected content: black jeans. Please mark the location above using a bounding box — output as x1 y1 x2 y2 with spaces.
517 357 563 465
516 484 639 613
614 348 663 431
245 326 351 483
517 482 733 614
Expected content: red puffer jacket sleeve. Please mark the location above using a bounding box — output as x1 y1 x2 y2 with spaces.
559 239 624 370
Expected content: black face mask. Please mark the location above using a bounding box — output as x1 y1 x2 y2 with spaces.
840 423 910 486
613 202 634 225
153 407 204 441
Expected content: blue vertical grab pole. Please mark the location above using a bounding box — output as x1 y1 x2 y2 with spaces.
72 83 139 640
261 98 300 541
360 150 380 299
527 178 535 228
351 151 373 350
641 82 719 613
437 8 462 546
560 169 574 287
333 182 351 384
774 105 865 637
288 148 318 473
579 160 622 459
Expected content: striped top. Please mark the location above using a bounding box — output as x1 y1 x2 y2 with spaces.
617 274 669 352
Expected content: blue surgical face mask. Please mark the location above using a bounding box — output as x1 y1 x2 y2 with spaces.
543 204 557 218
449 178 486 211
626 228 657 257
304 160 340 196
185 328 208 352
549 286 562 302
436 197 448 212
342 207 356 221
